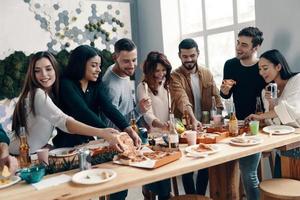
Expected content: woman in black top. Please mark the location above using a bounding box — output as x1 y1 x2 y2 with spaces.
53 45 141 148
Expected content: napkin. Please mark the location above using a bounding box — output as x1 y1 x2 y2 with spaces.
32 174 71 190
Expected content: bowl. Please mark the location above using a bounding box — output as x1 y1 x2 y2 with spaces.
19 165 45 184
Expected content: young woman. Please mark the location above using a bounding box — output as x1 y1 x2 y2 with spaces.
137 51 172 200
246 49 300 127
52 45 140 148
10 51 125 154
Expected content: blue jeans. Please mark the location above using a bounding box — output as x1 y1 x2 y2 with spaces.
182 168 208 195
239 153 261 200
109 190 128 200
144 179 171 199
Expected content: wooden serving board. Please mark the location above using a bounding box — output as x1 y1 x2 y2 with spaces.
113 147 181 169
180 131 229 144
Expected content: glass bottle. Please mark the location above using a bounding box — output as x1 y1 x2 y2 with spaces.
19 127 31 168
210 96 217 120
169 113 179 148
228 105 238 137
182 105 192 130
255 96 263 115
130 111 139 134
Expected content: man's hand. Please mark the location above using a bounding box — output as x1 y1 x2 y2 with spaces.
138 98 152 114
124 126 142 147
220 79 236 95
191 118 203 131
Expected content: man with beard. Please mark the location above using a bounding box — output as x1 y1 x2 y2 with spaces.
102 38 151 127
170 38 223 195
220 27 265 200
102 38 149 200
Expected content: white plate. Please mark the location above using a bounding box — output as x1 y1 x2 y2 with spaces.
49 148 77 157
72 169 116 185
229 136 263 146
263 125 295 135
0 176 21 189
185 144 221 156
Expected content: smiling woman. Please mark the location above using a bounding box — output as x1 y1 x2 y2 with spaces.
52 45 134 149
9 51 127 154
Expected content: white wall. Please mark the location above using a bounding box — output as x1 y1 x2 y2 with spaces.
256 0 300 72
136 0 164 82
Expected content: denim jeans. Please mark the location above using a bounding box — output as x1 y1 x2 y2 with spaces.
109 190 128 200
239 153 261 200
144 178 171 199
182 168 208 195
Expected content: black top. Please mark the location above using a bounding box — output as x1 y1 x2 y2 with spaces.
52 78 129 147
220 58 266 120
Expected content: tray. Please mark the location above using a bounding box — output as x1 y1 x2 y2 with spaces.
113 146 181 169
180 132 229 144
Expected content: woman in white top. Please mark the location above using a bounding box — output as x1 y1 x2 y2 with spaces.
137 51 172 130
10 51 125 154
136 51 172 200
246 49 300 127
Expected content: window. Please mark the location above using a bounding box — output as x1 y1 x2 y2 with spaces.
178 0 255 87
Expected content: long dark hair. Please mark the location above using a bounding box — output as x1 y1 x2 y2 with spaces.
65 45 102 81
142 51 172 95
12 51 60 136
260 49 298 80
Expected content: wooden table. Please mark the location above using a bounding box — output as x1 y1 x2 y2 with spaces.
1 129 300 200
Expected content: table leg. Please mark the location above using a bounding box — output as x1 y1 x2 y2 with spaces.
209 160 240 200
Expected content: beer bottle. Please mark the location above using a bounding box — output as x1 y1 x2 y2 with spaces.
169 113 179 148
19 127 31 168
210 96 217 120
182 105 192 130
130 111 139 134
228 104 238 137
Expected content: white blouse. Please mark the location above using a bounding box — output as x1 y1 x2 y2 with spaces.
9 88 70 154
136 82 169 129
263 73 300 128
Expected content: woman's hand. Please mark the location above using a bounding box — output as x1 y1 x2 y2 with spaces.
138 97 152 114
264 89 276 110
245 114 264 123
7 156 19 175
124 126 142 148
100 128 125 152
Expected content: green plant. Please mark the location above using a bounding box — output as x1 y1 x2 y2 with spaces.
0 49 114 100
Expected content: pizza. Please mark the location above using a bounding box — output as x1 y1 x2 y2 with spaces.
114 134 147 164
223 79 236 86
143 151 172 160
0 165 11 185
192 143 214 153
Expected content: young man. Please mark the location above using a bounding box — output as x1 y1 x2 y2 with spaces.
102 38 150 128
103 38 171 200
170 38 223 195
220 27 266 200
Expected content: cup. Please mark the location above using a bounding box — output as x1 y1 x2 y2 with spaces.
184 130 197 146
138 127 148 144
249 121 260 135
36 149 49 165
213 114 222 127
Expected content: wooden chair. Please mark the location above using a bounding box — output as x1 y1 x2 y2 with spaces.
258 150 275 181
259 178 300 200
169 194 212 200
